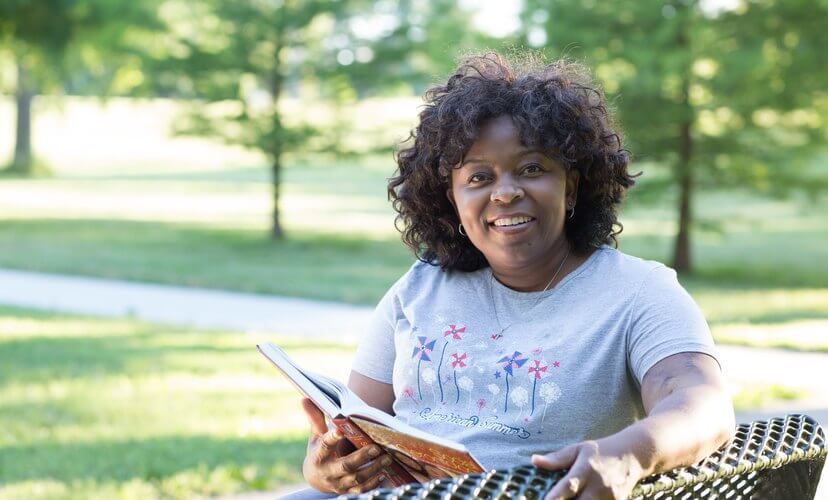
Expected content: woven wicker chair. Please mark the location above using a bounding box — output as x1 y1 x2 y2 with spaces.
345 414 826 499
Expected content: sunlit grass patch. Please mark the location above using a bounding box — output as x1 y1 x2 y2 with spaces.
732 385 809 411
0 306 356 499
711 320 828 352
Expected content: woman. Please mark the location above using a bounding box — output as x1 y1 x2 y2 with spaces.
297 52 735 499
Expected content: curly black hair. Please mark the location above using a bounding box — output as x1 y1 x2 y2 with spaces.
389 52 636 271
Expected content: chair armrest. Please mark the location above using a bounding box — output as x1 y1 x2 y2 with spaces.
344 414 827 499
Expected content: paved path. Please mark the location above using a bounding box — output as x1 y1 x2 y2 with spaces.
3 268 827 497
0 268 372 342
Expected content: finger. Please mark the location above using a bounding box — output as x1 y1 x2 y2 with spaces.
301 398 328 436
334 445 383 476
341 456 392 494
315 428 345 460
532 445 579 470
543 463 589 500
352 454 394 486
356 471 388 493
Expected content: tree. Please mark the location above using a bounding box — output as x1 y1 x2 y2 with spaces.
159 0 490 239
0 0 162 175
520 0 828 271
155 0 352 239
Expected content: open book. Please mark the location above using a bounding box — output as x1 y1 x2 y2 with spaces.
257 342 485 485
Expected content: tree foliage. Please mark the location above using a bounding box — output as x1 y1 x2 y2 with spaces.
520 0 828 271
158 0 493 238
0 0 162 174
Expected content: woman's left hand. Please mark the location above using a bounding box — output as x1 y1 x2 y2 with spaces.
531 437 646 500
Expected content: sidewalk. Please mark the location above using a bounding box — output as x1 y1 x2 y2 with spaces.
0 268 372 342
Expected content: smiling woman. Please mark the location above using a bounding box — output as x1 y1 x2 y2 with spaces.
289 52 735 500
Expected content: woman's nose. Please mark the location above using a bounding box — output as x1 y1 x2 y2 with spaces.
491 178 525 204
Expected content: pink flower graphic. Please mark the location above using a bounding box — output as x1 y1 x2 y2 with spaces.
450 351 469 403
528 359 549 415
450 352 468 369
528 360 548 380
437 324 465 403
443 324 466 340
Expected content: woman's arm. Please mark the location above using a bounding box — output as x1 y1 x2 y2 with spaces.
348 370 396 415
533 352 735 499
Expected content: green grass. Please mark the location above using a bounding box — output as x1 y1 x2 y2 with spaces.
0 305 814 499
0 306 357 499
732 385 809 411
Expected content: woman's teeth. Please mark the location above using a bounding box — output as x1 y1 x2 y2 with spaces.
493 216 533 227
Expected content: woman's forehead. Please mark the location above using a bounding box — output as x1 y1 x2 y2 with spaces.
475 115 520 143
465 125 544 160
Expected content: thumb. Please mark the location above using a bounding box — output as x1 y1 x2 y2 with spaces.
532 444 580 470
300 398 328 436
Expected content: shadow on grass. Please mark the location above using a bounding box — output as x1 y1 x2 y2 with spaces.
0 434 306 485
0 218 411 304
0 332 249 383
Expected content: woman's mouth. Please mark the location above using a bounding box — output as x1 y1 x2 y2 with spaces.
489 216 536 234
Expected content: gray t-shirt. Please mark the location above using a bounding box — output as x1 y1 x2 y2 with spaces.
351 246 719 470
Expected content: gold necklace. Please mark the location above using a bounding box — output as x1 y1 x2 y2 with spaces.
488 248 571 337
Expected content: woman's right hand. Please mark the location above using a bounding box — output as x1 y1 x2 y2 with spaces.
300 398 393 494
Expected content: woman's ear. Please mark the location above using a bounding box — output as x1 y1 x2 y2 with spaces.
565 169 580 206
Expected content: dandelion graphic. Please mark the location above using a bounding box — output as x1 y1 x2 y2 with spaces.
538 381 562 433
450 351 468 403
527 359 549 415
421 366 438 400
411 336 436 400
497 351 528 412
510 386 530 419
457 375 474 410
436 324 465 402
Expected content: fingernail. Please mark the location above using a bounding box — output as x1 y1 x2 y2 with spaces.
381 455 392 465
369 446 380 457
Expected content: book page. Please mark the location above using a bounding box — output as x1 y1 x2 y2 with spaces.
257 343 342 418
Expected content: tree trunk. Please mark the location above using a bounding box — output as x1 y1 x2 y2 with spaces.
270 30 286 240
12 58 34 174
673 120 693 273
671 4 694 273
271 155 284 239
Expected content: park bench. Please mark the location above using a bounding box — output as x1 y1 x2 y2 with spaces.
345 414 826 499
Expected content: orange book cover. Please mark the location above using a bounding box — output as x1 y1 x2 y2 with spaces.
349 417 485 482
332 417 418 486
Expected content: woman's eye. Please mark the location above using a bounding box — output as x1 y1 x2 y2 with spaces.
468 173 489 183
523 164 543 175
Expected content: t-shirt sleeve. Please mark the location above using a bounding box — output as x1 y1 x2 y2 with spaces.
626 264 720 388
350 280 401 384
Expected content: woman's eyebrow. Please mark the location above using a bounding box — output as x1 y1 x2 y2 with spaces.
459 157 489 167
460 149 546 167
514 148 546 157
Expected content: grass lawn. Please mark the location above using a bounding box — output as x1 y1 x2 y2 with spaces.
0 306 811 499
0 306 356 500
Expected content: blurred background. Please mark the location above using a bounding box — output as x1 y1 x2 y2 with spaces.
0 0 826 498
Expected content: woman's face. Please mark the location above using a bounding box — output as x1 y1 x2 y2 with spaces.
447 115 578 271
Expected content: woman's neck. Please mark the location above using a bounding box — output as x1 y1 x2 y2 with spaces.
490 242 592 292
